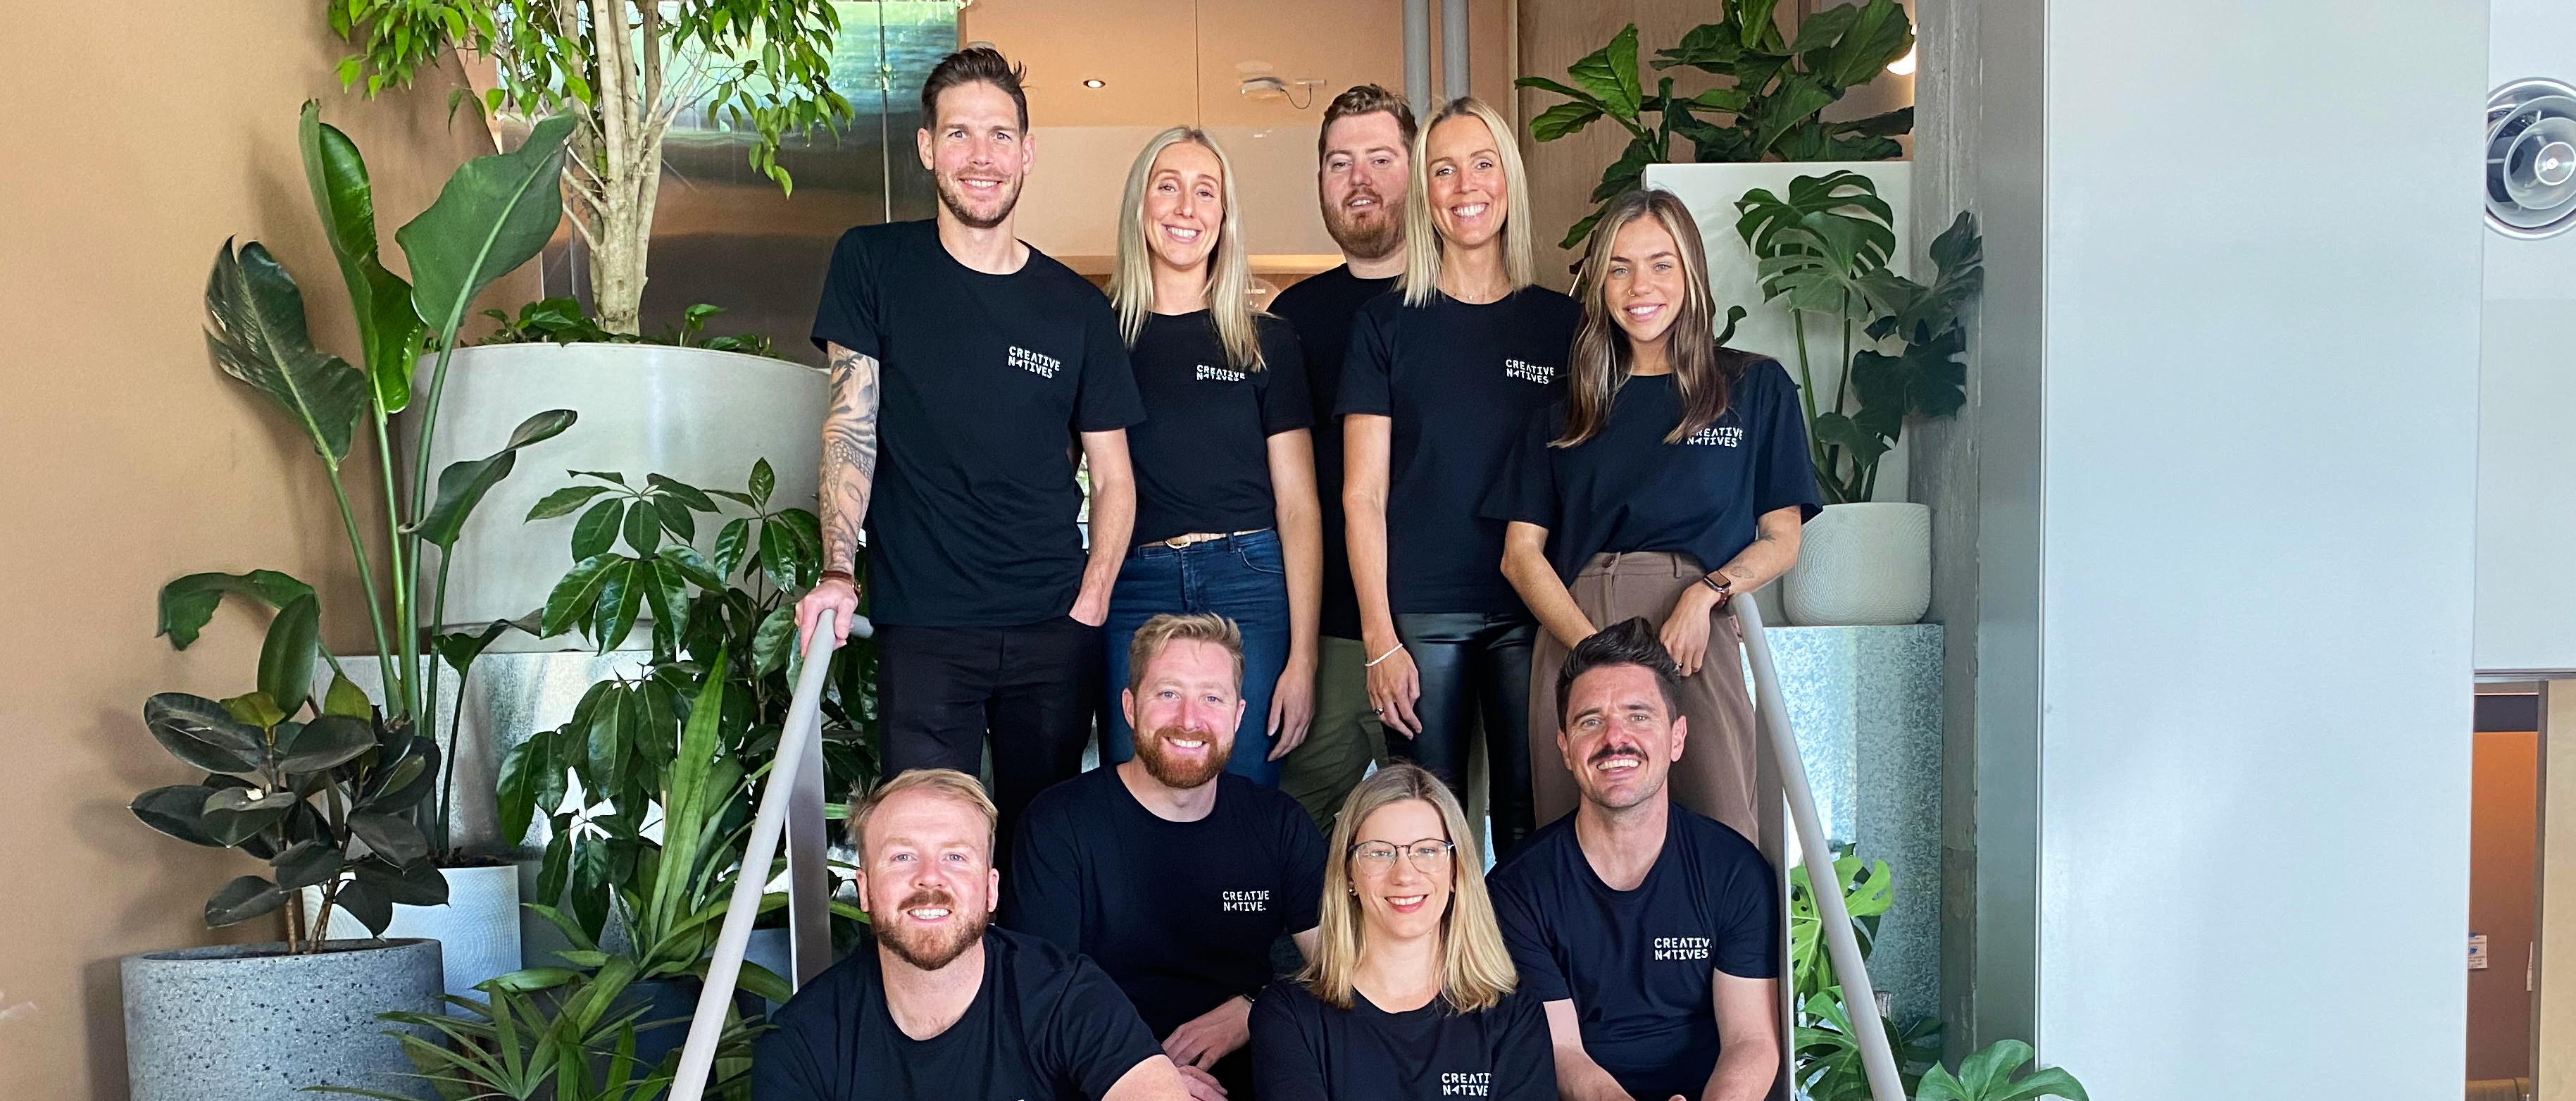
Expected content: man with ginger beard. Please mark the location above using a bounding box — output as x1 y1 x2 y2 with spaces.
1268 85 1416 835
1006 614 1327 1101
1489 619 1781 1101
752 769 1189 1101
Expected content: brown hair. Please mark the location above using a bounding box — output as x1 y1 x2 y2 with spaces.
1318 84 1418 161
1556 188 1751 447
1555 617 1684 728
1125 613 1246 698
1298 764 1518 1014
849 769 999 855
920 46 1029 132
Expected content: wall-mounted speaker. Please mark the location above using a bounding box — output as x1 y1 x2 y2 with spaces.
2485 77 2576 239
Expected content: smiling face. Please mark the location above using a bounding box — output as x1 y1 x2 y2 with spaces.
1141 139 1225 275
856 786 999 971
918 80 1032 230
1320 110 1408 260
1424 113 1508 251
1123 637 1246 790
1349 797 1455 944
1559 664 1688 813
1601 214 1689 349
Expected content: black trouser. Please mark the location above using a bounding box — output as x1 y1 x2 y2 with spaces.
875 616 1101 870
1384 611 1538 860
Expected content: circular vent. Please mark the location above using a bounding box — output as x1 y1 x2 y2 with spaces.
2487 77 2576 239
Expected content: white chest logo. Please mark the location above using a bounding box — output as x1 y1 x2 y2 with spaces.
1686 425 1744 447
1503 359 1556 384
1008 345 1063 378
1440 1072 1493 1096
1221 889 1270 912
1652 935 1713 961
1196 363 1246 383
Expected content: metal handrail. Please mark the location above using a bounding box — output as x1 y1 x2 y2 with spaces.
1734 592 1906 1101
671 608 859 1101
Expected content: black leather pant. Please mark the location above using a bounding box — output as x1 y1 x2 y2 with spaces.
1384 611 1538 860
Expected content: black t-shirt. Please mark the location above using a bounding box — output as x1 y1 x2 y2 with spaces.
1487 809 1780 1101
1003 768 1327 1093
1270 266 1399 639
1125 311 1313 546
1485 358 1821 583
1337 288 1580 616
810 220 1146 627
751 927 1163 1101
1249 979 1556 1101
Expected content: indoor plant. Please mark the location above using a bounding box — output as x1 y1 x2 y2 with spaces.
156 101 576 1001
1517 2 1915 251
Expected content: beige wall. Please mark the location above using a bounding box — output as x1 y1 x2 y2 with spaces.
0 6 520 1097
2471 730 2541 1081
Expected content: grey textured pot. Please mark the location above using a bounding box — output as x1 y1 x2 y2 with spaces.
121 938 443 1101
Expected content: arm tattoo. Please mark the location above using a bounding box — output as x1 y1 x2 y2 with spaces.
821 344 881 575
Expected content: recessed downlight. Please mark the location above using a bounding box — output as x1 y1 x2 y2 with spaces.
1083 78 1106 89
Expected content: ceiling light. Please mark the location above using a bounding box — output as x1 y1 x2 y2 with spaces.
1083 78 1105 89
1887 46 1917 75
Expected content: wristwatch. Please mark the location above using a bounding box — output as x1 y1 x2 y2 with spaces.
1701 573 1732 600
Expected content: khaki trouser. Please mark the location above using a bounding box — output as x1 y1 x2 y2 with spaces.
1528 551 1762 845
1279 635 1384 835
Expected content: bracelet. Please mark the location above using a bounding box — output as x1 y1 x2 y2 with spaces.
1365 643 1406 667
819 568 855 586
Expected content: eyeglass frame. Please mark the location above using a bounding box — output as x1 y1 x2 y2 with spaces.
1347 837 1458 874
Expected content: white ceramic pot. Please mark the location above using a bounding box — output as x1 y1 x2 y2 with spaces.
389 864 523 999
1781 502 1932 626
406 343 826 643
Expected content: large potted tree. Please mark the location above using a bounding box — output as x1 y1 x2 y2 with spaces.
156 104 575 1005
320 0 847 633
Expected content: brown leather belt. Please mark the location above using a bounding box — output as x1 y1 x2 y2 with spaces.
1160 528 1269 549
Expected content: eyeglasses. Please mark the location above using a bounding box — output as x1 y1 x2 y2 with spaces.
1350 838 1456 873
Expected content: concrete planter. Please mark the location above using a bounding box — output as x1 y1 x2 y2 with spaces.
408 343 825 643
1782 502 1933 626
121 938 442 1101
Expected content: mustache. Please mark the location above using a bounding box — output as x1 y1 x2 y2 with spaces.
1343 187 1387 208
897 888 956 912
1588 745 1646 767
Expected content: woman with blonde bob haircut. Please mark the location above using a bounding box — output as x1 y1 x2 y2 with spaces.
1486 187 1820 842
1249 764 1554 1099
1100 126 1324 784
1339 98 1577 860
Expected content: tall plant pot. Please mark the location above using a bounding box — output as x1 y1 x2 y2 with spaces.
389 864 522 999
1782 503 1932 626
122 938 442 1101
408 342 826 642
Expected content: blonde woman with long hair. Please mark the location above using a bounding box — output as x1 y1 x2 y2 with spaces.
1249 764 1553 1100
1101 127 1323 784
1338 97 1578 858
1486 189 1818 842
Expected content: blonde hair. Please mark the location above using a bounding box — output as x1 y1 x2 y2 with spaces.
1297 764 1518 1013
849 769 998 855
1125 612 1245 697
1111 127 1266 371
1400 97 1536 308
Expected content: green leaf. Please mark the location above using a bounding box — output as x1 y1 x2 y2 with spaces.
645 474 718 513
1528 100 1606 142
156 570 313 650
758 518 801 593
132 785 224 847
418 409 578 548
323 673 373 719
357 855 450 906
541 554 625 639
749 457 775 506
144 693 262 775
525 483 613 521
299 101 424 416
1747 75 1842 157
571 499 625 561
273 840 344 890
349 809 431 864
334 876 393 935
204 240 370 467
205 875 289 926
753 606 797 675
711 517 752 579
1566 24 1644 119
256 594 323 718
656 544 728 593
280 713 378 773
396 113 575 350
592 560 644 653
495 737 547 847
621 497 663 554
637 559 688 656
651 493 696 543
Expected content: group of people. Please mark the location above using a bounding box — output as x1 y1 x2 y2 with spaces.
768 42 1822 1101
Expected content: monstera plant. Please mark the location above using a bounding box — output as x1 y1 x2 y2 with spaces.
143 102 577 938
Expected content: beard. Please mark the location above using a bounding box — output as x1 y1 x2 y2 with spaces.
1134 723 1230 790
872 887 988 972
935 170 1024 230
1323 187 1402 261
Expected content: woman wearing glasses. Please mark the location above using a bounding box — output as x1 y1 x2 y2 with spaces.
1249 764 1553 1100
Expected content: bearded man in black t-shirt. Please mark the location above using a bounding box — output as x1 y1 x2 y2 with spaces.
754 769 1189 1101
1488 620 1782 1101
794 46 1144 868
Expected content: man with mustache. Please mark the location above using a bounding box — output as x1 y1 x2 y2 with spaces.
1005 614 1327 1101
752 769 1189 1100
1267 85 1416 835
796 45 1142 869
1488 619 1782 1101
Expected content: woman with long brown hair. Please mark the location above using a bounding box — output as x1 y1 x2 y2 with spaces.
1487 188 1820 842
1249 764 1553 1100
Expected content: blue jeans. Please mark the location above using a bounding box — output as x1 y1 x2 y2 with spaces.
1103 530 1292 785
